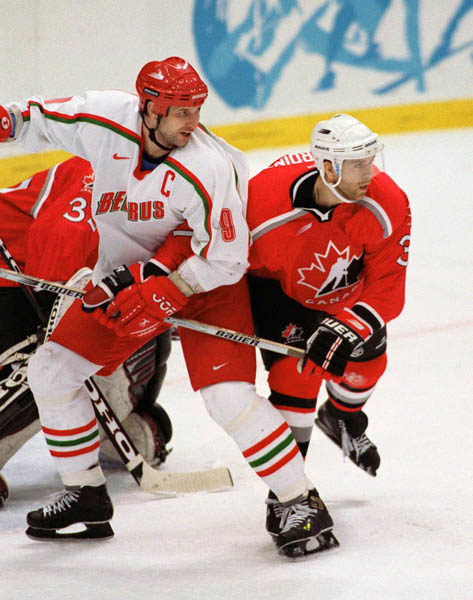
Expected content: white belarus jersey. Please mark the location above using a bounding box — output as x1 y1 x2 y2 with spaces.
9 91 250 291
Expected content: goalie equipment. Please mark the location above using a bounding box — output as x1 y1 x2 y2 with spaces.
100 409 169 466
0 472 8 506
26 484 114 540
0 342 41 470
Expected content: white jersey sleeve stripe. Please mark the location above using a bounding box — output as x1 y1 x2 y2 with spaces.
31 163 60 219
359 196 393 238
251 209 305 243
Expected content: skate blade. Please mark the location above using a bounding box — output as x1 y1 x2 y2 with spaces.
26 521 114 541
278 530 339 558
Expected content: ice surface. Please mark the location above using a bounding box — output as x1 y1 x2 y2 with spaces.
1 129 472 599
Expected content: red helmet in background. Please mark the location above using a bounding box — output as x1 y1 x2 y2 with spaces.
136 57 208 118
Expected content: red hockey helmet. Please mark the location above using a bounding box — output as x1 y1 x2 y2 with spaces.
136 57 208 118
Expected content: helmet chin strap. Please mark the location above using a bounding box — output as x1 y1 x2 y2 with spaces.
142 113 174 152
320 162 358 204
147 124 174 152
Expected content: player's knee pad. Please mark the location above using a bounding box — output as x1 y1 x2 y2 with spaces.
268 357 322 399
27 341 101 406
343 352 388 390
200 381 261 433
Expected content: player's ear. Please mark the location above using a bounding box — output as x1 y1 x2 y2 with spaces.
323 160 337 183
143 100 158 125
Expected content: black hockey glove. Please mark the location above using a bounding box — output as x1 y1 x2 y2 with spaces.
298 308 372 378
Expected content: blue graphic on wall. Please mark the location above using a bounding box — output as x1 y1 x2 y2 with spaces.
192 0 473 109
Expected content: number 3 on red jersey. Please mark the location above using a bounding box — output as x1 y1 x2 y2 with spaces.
396 234 410 267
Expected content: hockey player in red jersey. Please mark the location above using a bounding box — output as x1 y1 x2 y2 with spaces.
0 58 331 557
0 157 172 506
246 114 411 533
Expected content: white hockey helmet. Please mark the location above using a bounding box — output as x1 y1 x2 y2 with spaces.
310 113 384 189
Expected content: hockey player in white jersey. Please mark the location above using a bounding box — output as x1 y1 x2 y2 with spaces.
0 57 334 556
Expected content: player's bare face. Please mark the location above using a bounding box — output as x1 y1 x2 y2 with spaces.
338 157 375 201
337 156 375 201
155 106 201 149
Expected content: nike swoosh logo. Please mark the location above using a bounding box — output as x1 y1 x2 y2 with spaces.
212 362 229 371
296 223 313 235
113 153 131 160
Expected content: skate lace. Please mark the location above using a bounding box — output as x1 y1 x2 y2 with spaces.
340 422 372 460
353 433 373 457
265 497 285 521
42 490 81 517
280 499 317 534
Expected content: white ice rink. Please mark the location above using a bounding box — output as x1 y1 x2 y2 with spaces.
1 128 472 600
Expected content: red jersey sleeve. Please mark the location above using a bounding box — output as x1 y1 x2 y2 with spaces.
148 223 193 274
348 173 412 328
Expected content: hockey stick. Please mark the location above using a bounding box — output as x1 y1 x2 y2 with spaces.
0 268 305 359
0 266 233 494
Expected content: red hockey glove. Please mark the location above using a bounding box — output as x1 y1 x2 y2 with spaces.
298 308 372 379
100 275 188 338
82 264 142 313
0 106 15 142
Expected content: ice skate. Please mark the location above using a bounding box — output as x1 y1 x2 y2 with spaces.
276 488 338 558
315 401 380 476
265 490 285 537
26 484 114 540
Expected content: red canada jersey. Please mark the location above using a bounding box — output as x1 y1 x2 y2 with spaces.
247 152 411 328
0 156 98 286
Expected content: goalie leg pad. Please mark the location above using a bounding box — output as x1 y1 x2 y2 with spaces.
100 411 168 466
0 472 8 507
0 359 41 469
94 367 134 423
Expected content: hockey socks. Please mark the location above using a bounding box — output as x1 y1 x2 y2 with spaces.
201 382 309 503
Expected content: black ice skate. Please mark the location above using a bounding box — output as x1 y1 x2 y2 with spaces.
265 490 285 537
276 488 339 558
315 401 380 476
26 484 114 540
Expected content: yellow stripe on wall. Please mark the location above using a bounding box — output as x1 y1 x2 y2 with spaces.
212 98 473 151
0 98 471 187
0 150 73 188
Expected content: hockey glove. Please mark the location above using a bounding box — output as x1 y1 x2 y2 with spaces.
0 106 16 142
298 308 372 379
82 264 142 313
99 275 188 338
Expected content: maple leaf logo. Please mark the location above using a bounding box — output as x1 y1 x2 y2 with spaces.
82 172 95 191
297 241 363 298
281 323 304 343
